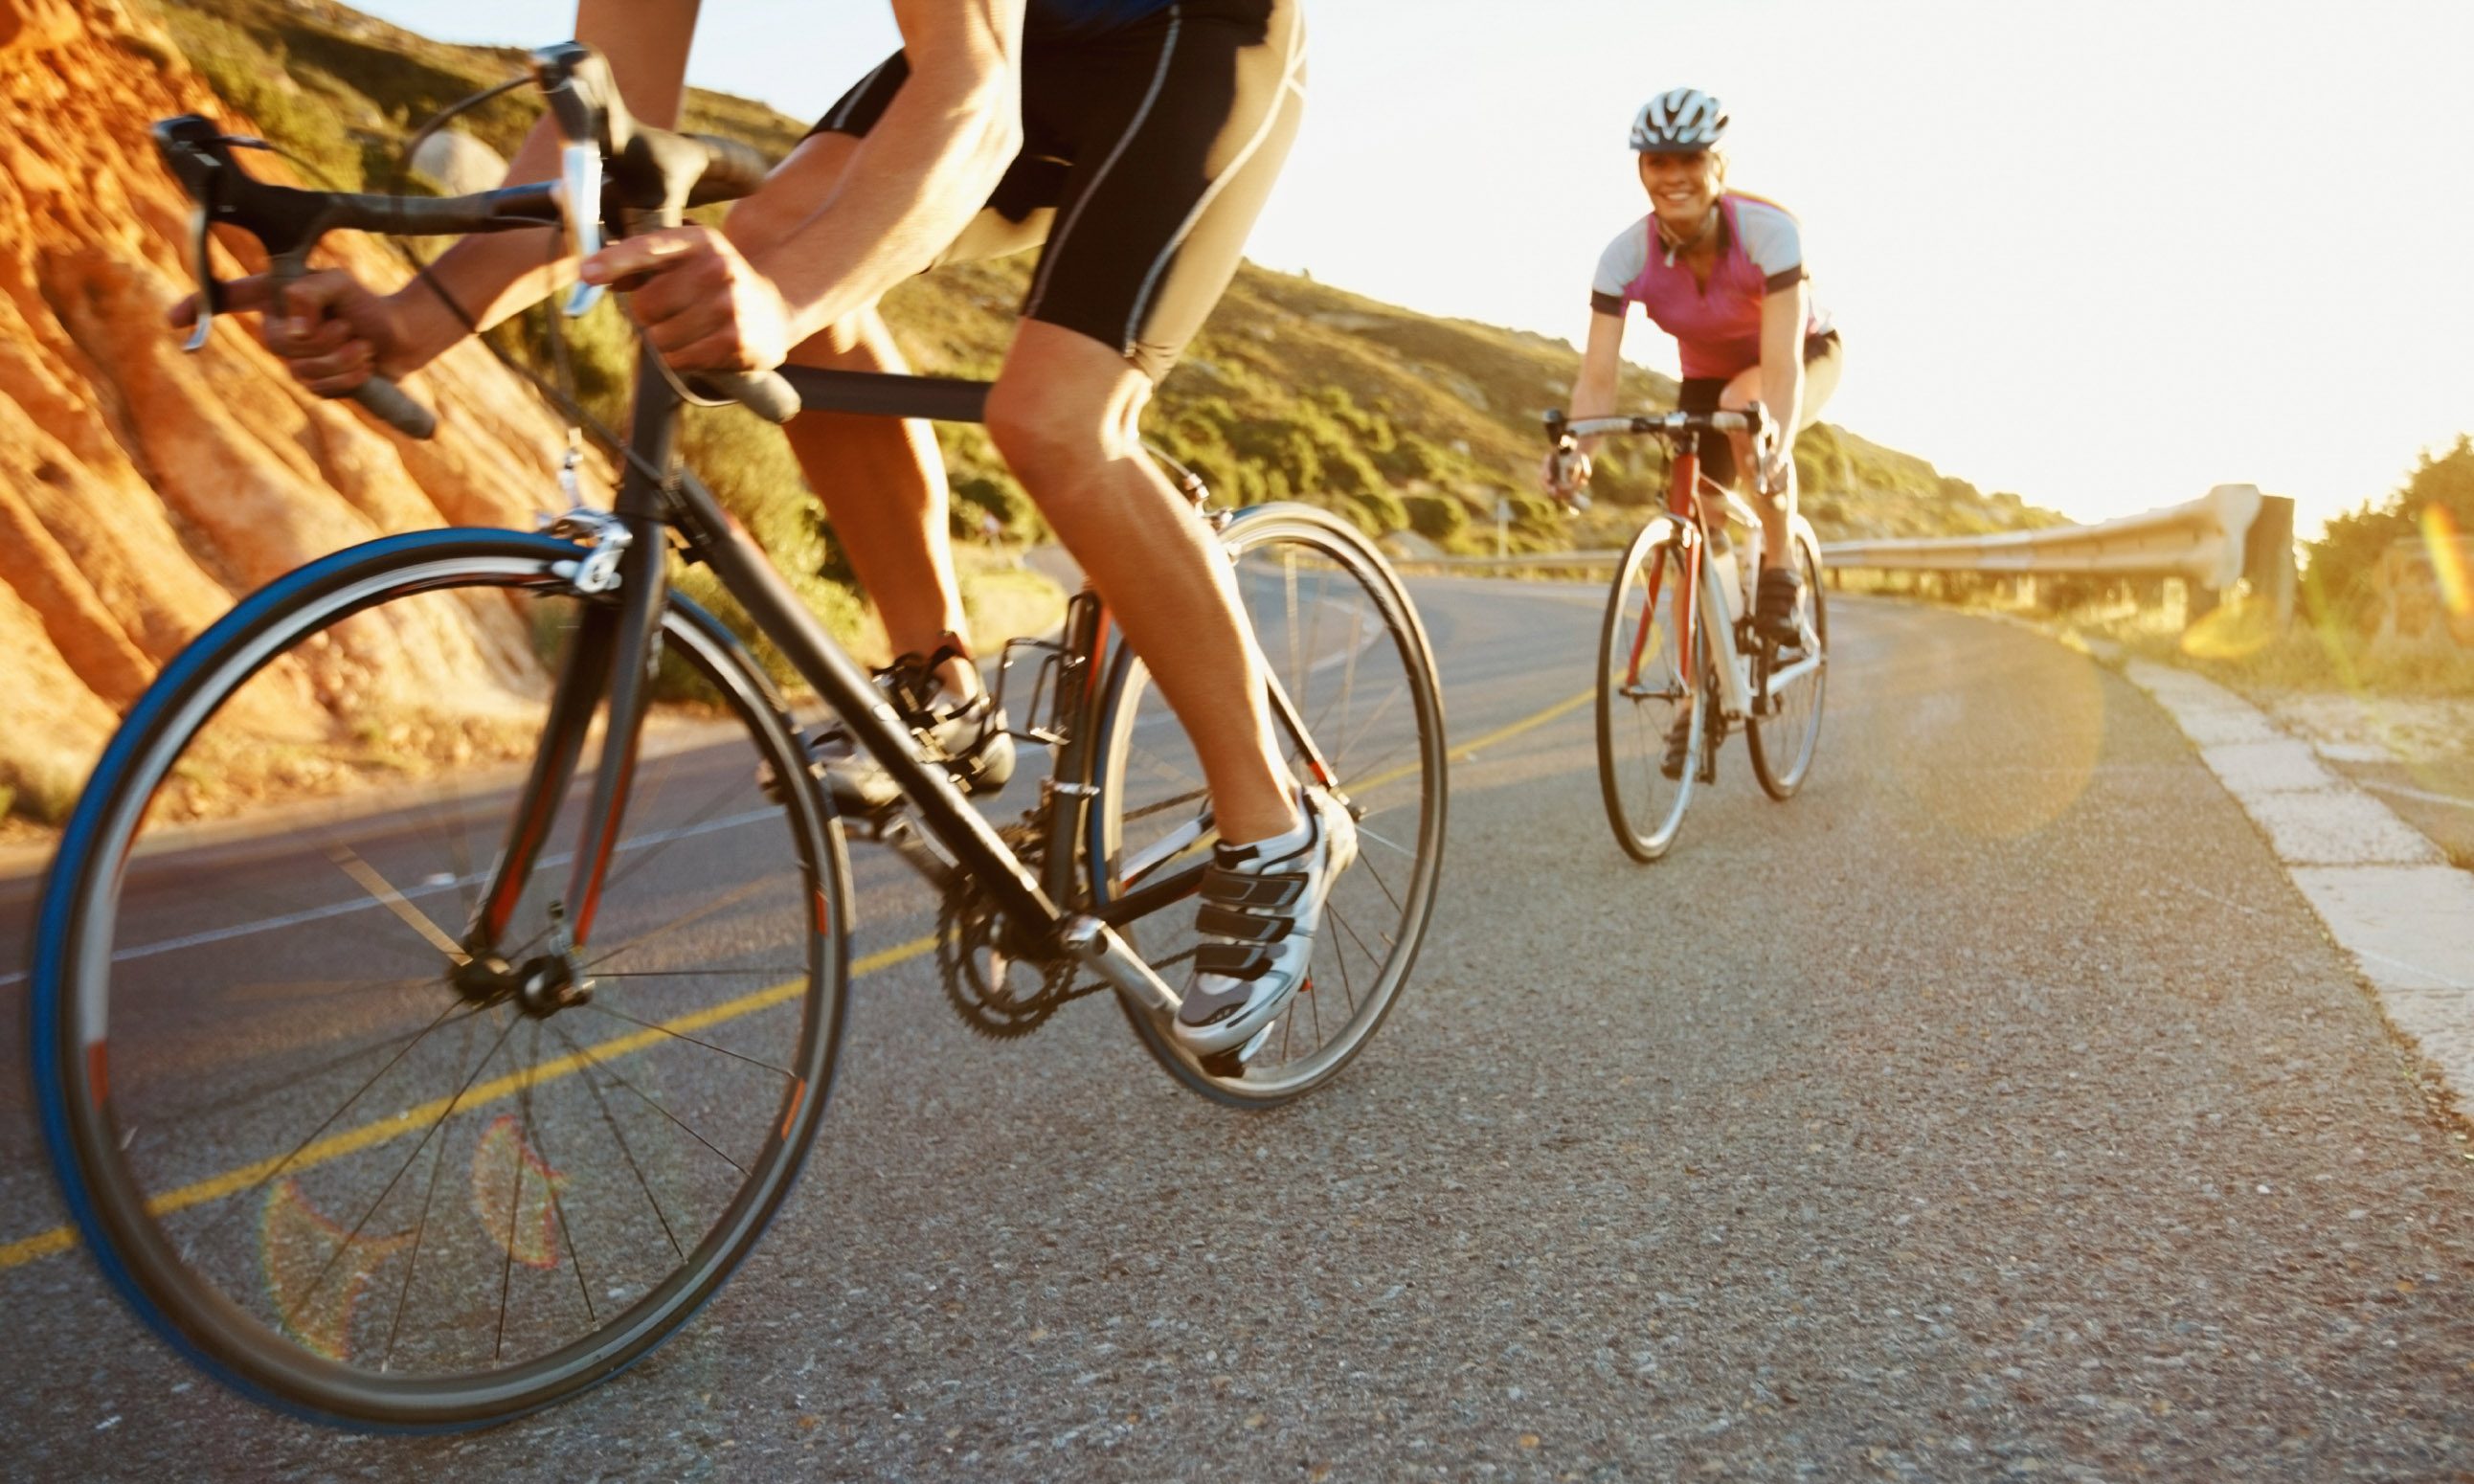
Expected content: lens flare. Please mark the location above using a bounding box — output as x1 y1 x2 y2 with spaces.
2421 505 2472 618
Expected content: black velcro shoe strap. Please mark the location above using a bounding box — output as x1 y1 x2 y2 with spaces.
1195 905 1294 944
1202 868 1308 911
1195 943 1278 978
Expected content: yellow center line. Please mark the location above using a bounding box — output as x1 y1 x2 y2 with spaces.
1426 687 1593 776
2 685 1596 1276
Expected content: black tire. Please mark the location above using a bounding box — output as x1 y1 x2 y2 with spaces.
1088 505 1447 1107
1745 534 1828 800
28 529 850 1429
1596 519 1703 862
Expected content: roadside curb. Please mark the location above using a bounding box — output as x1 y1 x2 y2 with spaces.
1906 599 2474 1102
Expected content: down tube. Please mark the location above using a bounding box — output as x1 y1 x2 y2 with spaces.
674 476 1054 929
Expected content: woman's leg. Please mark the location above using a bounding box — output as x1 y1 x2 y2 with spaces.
1719 337 1843 571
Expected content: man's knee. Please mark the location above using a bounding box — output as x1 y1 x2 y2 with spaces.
985 372 1114 490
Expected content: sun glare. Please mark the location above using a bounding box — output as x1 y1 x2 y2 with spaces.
2421 505 2472 619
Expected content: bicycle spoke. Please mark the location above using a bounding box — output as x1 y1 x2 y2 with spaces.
575 1001 799 1079
1355 848 1406 916
554 1023 685 1264
494 1023 539 1361
523 1032 596 1331
281 1009 518 1337
188 996 483 1257
590 966 806 981
561 1029 747 1177
149 983 469 1124
326 843 471 963
1328 906 1362 1017
381 1015 471 1374
584 876 784 976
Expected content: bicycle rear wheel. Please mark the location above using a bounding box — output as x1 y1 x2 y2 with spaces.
1089 504 1447 1107
1746 534 1829 799
29 529 850 1428
1597 518 1703 862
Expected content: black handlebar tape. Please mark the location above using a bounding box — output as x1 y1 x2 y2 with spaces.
351 376 439 439
326 185 564 238
684 135 776 206
686 371 801 425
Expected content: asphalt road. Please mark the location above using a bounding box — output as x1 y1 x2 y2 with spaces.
6 578 2473 1482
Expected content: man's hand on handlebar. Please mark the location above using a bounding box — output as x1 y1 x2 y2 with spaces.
169 268 419 396
580 226 794 374
1541 438 1593 510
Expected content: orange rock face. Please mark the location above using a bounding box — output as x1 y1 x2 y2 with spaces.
0 0 593 821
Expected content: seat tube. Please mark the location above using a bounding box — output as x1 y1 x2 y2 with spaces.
1040 588 1109 905
1670 450 1702 689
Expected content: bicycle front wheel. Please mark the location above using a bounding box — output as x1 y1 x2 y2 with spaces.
1746 533 1829 799
1090 504 1447 1107
29 529 850 1429
1597 518 1703 862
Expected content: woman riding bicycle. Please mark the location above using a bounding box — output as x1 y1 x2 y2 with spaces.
1544 87 1842 644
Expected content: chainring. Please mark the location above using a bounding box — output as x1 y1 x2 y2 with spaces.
933 821 1078 1040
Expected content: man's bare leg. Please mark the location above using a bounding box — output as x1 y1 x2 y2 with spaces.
985 320 1299 846
726 135 977 700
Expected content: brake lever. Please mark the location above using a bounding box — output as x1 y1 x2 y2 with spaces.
555 142 606 318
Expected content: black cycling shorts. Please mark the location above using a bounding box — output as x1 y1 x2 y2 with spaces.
811 0 1305 381
1676 329 1842 491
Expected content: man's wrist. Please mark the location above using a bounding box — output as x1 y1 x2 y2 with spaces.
385 277 477 372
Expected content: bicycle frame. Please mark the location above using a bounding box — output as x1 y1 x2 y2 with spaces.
1608 433 1823 728
466 347 1195 1014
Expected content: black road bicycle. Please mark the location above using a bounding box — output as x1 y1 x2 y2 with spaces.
27 46 1446 1429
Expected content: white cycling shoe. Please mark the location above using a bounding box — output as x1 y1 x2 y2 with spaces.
1173 785 1359 1056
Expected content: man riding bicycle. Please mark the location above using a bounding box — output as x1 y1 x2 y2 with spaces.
183 0 1337 1057
1545 86 1842 645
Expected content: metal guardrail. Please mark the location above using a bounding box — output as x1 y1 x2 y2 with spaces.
1822 484 2267 588
1389 483 2301 627
1820 483 2297 623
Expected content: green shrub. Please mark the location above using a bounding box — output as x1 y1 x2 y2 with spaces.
1404 492 1467 543
2304 436 2474 630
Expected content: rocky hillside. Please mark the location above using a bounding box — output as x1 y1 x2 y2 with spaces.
0 0 597 824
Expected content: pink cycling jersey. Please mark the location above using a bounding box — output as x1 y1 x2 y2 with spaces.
1588 191 1833 382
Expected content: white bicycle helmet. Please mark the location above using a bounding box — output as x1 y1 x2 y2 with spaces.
1629 88 1727 152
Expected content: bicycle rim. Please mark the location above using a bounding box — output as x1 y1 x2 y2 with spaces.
1746 537 1829 799
30 531 849 1428
1596 521 1701 861
1090 505 1447 1107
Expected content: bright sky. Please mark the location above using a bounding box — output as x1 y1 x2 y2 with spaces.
356 0 2473 533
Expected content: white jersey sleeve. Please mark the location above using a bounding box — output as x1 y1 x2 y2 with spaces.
1730 196 1806 292
1588 219 1651 316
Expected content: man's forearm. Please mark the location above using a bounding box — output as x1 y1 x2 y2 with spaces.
752 68 1021 344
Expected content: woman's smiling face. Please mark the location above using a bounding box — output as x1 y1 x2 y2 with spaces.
1638 149 1722 233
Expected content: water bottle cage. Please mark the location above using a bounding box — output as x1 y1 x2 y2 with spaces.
996 634 1071 748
